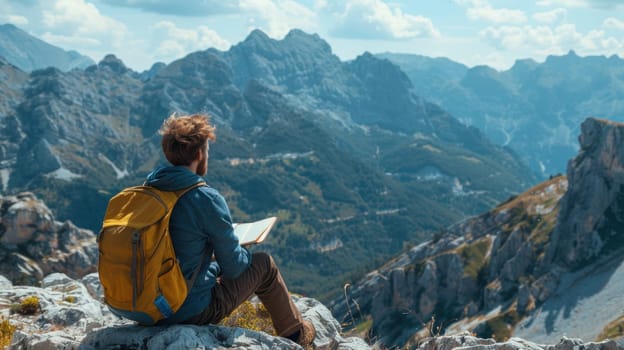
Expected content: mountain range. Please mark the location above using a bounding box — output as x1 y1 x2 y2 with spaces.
0 26 535 300
378 51 624 177
2 24 624 349
0 24 94 72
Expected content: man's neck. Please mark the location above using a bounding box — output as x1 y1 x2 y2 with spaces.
185 160 199 174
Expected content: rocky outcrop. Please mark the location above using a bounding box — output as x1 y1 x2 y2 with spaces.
332 176 568 347
549 118 624 268
0 192 97 285
0 56 27 188
2 272 370 350
332 118 624 347
2 273 619 350
416 333 621 350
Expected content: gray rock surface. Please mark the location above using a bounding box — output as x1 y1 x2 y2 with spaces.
514 250 624 344
416 333 620 350
0 192 54 245
549 118 624 268
332 176 568 348
4 273 619 350
3 273 371 350
334 119 624 348
0 192 98 284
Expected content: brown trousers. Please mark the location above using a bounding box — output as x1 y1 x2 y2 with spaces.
184 252 303 337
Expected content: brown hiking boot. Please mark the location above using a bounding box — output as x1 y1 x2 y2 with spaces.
289 320 316 347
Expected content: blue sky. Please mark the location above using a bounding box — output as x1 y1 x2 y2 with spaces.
1 0 623 72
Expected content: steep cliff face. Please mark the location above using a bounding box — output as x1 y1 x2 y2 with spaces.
0 192 97 285
333 118 624 347
549 118 624 268
0 57 28 191
12 56 147 187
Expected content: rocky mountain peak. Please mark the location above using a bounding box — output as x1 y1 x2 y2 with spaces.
349 51 412 89
0 23 17 30
97 54 129 74
508 58 538 75
543 49 584 68
548 117 624 268
244 28 272 44
240 28 333 57
283 28 333 54
0 23 94 72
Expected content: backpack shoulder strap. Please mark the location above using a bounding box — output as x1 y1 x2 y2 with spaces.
169 181 208 290
173 181 207 199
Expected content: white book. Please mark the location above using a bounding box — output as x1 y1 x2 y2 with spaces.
232 216 277 246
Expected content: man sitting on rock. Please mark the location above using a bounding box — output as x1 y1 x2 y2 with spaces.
145 113 316 347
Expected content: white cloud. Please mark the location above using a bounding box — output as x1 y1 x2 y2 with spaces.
537 0 623 8
454 0 488 6
40 32 101 47
604 17 624 31
536 0 585 6
467 6 527 24
532 8 567 24
41 0 127 49
151 21 230 61
456 0 526 24
329 0 440 40
313 0 328 11
0 14 29 26
589 0 624 7
480 23 624 56
240 0 317 38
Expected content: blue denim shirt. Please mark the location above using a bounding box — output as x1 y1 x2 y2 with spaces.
145 166 251 325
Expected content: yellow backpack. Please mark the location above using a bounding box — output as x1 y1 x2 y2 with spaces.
98 182 205 325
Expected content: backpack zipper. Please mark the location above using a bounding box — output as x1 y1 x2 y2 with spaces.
131 230 140 310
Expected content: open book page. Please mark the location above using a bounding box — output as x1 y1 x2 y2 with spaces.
232 216 277 246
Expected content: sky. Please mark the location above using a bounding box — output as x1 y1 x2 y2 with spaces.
1 0 623 72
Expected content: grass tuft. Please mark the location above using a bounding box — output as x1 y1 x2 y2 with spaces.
12 295 41 315
596 315 624 341
0 316 16 348
220 300 275 335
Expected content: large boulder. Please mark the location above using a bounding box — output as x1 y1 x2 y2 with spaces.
0 192 98 284
3 273 371 350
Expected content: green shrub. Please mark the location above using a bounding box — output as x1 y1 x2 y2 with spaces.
458 237 491 280
597 315 624 341
12 295 41 315
485 309 520 341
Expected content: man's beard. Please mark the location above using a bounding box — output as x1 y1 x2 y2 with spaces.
196 157 207 176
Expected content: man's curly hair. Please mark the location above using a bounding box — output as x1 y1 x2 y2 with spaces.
159 113 216 166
